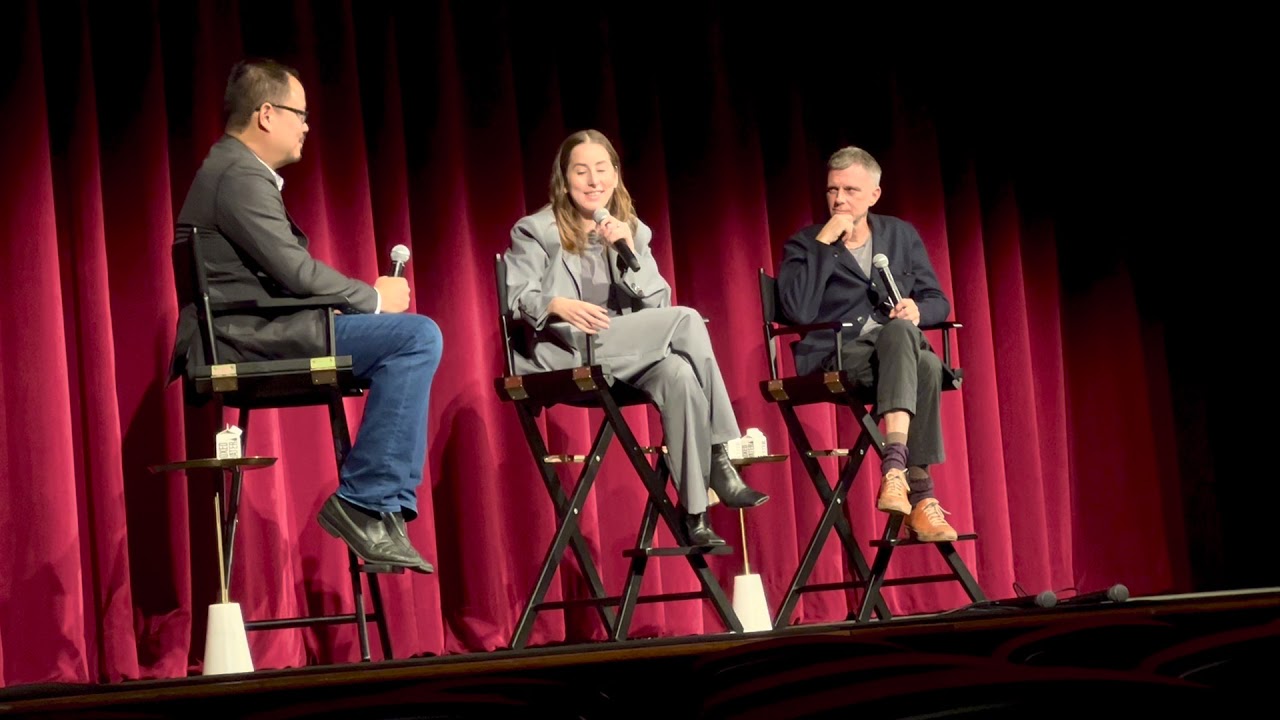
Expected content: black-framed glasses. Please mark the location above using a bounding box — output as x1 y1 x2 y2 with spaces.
265 102 309 123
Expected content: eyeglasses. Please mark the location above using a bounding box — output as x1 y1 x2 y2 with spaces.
265 102 309 123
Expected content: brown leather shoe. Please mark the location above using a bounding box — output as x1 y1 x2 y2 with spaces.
877 468 912 515
907 499 958 542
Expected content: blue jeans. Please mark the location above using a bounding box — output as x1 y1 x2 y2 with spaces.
334 313 442 520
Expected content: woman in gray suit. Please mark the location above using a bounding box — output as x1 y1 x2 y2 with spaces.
503 129 768 547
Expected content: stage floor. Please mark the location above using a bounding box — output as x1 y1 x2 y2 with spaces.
3 587 1277 718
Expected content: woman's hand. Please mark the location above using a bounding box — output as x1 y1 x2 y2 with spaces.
548 297 611 334
596 213 636 252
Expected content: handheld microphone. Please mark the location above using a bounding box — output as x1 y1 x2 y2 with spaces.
871 253 902 307
592 208 642 272
390 244 410 278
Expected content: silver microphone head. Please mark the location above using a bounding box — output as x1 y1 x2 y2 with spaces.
872 253 889 269
390 244 411 264
592 207 609 224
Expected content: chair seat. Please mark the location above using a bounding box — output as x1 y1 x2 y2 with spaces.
760 365 963 408
871 532 979 548
191 356 369 409
495 365 652 409
759 371 875 407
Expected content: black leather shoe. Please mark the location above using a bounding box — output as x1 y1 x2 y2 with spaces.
709 444 770 508
384 511 434 574
316 494 421 568
684 512 727 548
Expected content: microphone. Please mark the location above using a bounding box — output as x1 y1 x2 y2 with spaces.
1062 584 1130 605
872 253 902 308
952 590 1058 613
592 208 642 272
390 244 410 278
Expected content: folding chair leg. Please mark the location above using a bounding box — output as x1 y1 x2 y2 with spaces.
613 499 660 641
510 407 617 650
328 394 353 466
327 393 395 661
514 406 616 634
935 541 987 603
685 550 743 634
601 394 743 634
222 465 245 589
221 407 252 585
598 395 686 542
367 571 395 659
856 514 904 622
348 550 372 662
774 404 890 627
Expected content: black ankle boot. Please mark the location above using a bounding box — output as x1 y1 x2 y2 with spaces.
709 444 770 509
684 512 727 548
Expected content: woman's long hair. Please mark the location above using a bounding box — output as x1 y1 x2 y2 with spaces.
548 129 637 254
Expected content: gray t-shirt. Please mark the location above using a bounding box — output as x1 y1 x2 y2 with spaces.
579 239 615 314
846 239 881 336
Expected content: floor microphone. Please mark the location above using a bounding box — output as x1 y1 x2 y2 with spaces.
950 590 1058 613
1063 584 1129 605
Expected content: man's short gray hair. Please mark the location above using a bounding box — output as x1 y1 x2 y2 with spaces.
827 146 882 184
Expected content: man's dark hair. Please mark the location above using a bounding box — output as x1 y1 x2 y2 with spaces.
223 59 300 132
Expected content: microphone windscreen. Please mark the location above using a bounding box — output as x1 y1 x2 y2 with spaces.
390 244 411 264
872 253 890 269
592 207 609 224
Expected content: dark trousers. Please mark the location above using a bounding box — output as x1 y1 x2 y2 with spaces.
831 319 945 476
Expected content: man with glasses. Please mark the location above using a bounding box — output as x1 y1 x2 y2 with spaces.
170 58 442 573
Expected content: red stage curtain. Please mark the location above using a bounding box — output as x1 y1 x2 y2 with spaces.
0 0 1188 686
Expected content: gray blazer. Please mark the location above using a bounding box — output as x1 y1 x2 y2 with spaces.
503 206 671 374
169 135 378 380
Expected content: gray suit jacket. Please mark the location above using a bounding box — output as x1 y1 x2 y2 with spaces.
503 206 671 374
170 135 378 381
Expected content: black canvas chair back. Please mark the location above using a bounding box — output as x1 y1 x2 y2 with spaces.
170 223 398 661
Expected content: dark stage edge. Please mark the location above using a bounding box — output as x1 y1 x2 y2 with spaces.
3 588 1278 719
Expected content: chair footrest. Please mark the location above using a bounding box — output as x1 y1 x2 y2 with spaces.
794 571 976 597
871 532 978 547
356 562 408 574
543 446 663 464
245 612 384 631
536 590 711 612
804 449 854 458
795 580 869 594
623 545 733 557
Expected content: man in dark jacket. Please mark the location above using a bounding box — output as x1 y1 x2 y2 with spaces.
777 146 956 542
